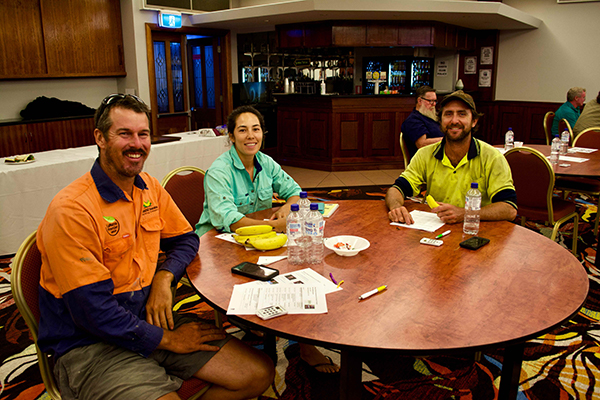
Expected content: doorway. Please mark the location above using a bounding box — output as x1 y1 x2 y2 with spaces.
146 24 231 136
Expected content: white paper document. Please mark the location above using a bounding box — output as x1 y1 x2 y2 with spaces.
558 155 589 163
215 232 286 250
242 268 341 294
227 285 328 315
569 147 598 154
390 210 445 232
257 256 287 265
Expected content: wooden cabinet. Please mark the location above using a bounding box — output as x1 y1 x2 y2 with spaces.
0 118 95 158
0 0 125 79
331 22 366 47
366 23 398 46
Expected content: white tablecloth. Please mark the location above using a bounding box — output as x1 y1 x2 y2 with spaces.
0 133 229 255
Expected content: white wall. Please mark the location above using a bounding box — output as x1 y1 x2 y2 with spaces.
497 0 599 102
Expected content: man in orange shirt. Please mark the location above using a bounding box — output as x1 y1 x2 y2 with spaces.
36 94 274 400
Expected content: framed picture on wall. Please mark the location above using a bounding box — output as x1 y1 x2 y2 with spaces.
481 47 494 65
479 69 492 87
464 57 477 74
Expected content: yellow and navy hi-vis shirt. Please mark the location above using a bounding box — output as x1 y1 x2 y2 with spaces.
37 159 199 358
393 137 517 209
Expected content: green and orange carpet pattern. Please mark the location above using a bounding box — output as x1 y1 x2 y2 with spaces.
1 185 599 399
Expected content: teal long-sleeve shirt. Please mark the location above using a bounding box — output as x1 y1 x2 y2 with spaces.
195 147 301 237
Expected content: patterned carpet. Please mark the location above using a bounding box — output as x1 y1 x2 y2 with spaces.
1 185 599 399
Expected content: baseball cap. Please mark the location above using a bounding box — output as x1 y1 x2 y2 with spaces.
439 90 477 113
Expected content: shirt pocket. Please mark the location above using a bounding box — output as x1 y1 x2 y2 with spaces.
141 216 164 263
234 193 251 215
103 235 134 285
257 188 273 210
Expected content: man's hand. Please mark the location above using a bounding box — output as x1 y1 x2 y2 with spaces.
388 206 414 224
267 217 287 233
432 203 465 224
146 270 175 330
158 321 227 353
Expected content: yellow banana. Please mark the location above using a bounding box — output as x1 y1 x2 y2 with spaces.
250 234 288 250
235 225 274 235
233 231 277 244
426 195 439 209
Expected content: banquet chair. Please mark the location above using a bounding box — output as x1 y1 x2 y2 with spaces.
400 131 412 168
11 231 211 400
558 118 574 143
161 167 205 288
161 166 206 228
543 111 555 145
555 127 600 235
504 147 579 255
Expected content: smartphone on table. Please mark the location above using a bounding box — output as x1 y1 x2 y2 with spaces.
231 262 279 281
459 236 490 250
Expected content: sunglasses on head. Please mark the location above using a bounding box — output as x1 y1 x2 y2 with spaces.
96 93 146 122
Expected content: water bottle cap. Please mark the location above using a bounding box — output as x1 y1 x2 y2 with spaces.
291 204 299 211
471 182 478 189
508 127 512 130
299 191 307 198
310 203 319 210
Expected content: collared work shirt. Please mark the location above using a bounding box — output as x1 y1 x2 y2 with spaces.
401 108 444 158
37 160 199 358
552 101 581 137
195 147 301 237
393 137 517 209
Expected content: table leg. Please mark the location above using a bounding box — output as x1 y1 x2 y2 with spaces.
339 349 362 400
498 343 525 400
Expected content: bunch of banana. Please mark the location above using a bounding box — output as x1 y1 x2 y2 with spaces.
233 225 288 250
426 195 440 209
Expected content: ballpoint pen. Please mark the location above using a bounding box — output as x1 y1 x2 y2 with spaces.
435 230 451 239
358 285 387 300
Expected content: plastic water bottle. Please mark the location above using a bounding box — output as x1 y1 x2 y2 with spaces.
304 203 325 264
463 182 481 235
505 127 514 151
297 191 311 219
286 204 304 264
560 129 570 155
550 136 561 165
321 80 326 95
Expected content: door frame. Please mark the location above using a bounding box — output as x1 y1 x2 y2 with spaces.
145 23 232 135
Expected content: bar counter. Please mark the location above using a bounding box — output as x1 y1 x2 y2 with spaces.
275 93 415 171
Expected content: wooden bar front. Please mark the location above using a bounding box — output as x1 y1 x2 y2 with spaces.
275 94 415 171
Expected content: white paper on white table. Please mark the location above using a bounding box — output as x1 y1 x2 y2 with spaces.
390 210 445 232
227 285 327 315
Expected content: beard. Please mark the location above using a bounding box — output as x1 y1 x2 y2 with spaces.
443 123 471 143
418 105 438 121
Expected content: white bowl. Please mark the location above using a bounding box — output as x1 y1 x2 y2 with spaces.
324 235 370 257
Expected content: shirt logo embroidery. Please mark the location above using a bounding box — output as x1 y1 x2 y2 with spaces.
143 200 152 207
103 216 120 236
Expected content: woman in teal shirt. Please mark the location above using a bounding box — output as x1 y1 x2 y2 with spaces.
196 106 339 373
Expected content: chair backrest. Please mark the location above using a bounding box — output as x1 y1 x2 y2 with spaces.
573 126 600 149
543 111 555 145
399 132 411 168
161 167 206 228
504 147 555 222
558 118 574 143
11 231 62 400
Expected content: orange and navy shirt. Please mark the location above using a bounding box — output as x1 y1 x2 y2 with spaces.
37 159 199 358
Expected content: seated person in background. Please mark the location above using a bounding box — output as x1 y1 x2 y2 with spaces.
574 90 600 138
401 86 444 159
196 105 340 374
37 94 274 400
552 87 586 137
386 90 517 225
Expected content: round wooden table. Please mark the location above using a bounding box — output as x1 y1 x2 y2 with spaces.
187 200 589 400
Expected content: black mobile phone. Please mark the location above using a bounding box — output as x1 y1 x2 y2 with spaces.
231 262 279 281
459 236 490 250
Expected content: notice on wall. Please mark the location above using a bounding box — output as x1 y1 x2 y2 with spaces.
479 69 492 87
464 56 477 74
481 47 494 65
436 60 448 76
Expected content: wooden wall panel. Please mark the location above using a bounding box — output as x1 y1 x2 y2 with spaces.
0 125 28 158
305 112 329 158
278 110 302 156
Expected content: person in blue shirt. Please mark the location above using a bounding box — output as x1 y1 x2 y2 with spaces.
401 86 444 160
552 87 586 137
196 105 340 374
